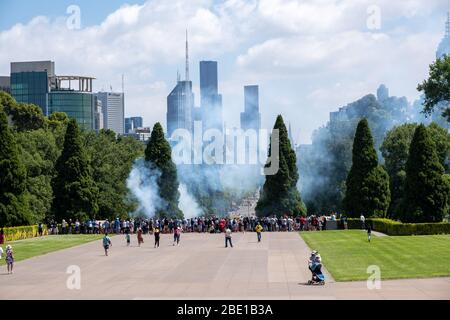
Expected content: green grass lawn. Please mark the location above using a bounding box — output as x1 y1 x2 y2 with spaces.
0 235 103 266
300 230 450 281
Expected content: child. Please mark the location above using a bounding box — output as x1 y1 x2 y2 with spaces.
137 228 144 247
103 233 112 256
255 223 263 242
367 225 372 242
5 245 14 274
173 226 182 246
225 228 233 248
125 231 131 247
154 227 160 248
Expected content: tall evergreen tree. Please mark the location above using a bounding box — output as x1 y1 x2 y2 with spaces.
343 118 390 217
0 105 31 226
256 115 306 217
51 119 98 221
400 124 450 222
145 122 182 218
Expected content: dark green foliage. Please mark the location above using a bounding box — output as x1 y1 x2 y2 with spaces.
0 105 31 226
83 129 144 220
400 125 450 222
417 55 450 121
381 122 450 217
145 122 182 218
51 119 98 221
256 115 306 217
343 118 390 217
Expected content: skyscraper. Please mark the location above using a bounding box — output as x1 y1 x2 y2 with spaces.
240 85 261 131
0 76 10 94
95 92 125 135
166 32 194 137
125 116 143 133
10 60 55 115
200 61 223 132
436 12 450 59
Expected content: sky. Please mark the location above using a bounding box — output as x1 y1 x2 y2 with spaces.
0 0 448 144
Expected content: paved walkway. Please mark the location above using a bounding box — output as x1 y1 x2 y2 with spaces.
0 232 449 299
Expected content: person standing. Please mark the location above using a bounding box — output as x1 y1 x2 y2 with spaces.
255 222 263 242
225 228 233 248
5 245 14 274
0 227 5 244
360 214 366 229
137 228 144 247
0 245 3 260
154 226 160 248
103 233 112 256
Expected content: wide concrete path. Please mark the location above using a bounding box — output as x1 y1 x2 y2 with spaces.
0 232 449 299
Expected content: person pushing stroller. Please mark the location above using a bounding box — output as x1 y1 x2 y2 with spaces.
308 250 325 285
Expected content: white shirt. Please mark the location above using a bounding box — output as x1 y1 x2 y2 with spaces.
360 215 365 221
0 247 3 259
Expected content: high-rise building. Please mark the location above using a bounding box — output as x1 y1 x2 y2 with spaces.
166 32 194 137
95 92 125 135
125 116 143 133
10 60 55 115
94 96 104 132
240 85 261 131
167 80 194 137
437 12 450 59
9 60 96 130
200 61 223 132
0 76 10 93
377 84 389 102
48 76 96 131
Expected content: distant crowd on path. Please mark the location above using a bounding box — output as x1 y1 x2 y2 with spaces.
43 213 343 236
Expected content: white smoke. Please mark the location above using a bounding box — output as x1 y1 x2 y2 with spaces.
178 183 203 219
126 158 163 218
127 157 202 218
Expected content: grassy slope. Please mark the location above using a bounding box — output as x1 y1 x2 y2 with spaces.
300 230 450 281
0 235 102 266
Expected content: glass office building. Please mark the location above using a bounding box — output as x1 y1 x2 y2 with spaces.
10 71 49 114
48 91 94 131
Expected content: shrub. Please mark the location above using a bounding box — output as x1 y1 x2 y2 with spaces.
337 218 450 235
3 225 48 242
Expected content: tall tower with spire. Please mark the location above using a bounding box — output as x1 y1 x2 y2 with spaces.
166 31 195 137
436 12 450 59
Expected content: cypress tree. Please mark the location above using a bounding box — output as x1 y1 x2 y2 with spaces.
0 105 31 226
256 115 306 217
145 122 182 218
51 119 98 221
343 118 390 217
400 125 450 222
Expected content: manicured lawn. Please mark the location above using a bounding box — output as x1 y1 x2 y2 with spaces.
0 235 103 266
300 230 450 281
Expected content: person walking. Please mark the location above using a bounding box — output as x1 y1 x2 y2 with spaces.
225 227 233 248
367 224 372 242
103 233 112 256
5 245 14 274
255 222 263 242
137 228 144 247
125 230 131 247
173 226 182 246
154 226 160 248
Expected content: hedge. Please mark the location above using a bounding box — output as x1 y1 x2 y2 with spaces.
337 218 450 236
2 225 48 242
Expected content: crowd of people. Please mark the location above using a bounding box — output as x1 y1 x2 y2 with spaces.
43 213 342 237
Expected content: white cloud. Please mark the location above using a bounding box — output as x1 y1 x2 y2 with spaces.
0 0 447 143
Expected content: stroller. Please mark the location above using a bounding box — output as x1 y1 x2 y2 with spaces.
308 252 325 285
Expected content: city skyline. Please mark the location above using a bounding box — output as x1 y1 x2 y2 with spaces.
0 1 449 143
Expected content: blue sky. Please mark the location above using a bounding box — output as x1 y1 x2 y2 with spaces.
0 0 448 144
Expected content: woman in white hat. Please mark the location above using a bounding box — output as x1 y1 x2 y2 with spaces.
5 245 14 274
